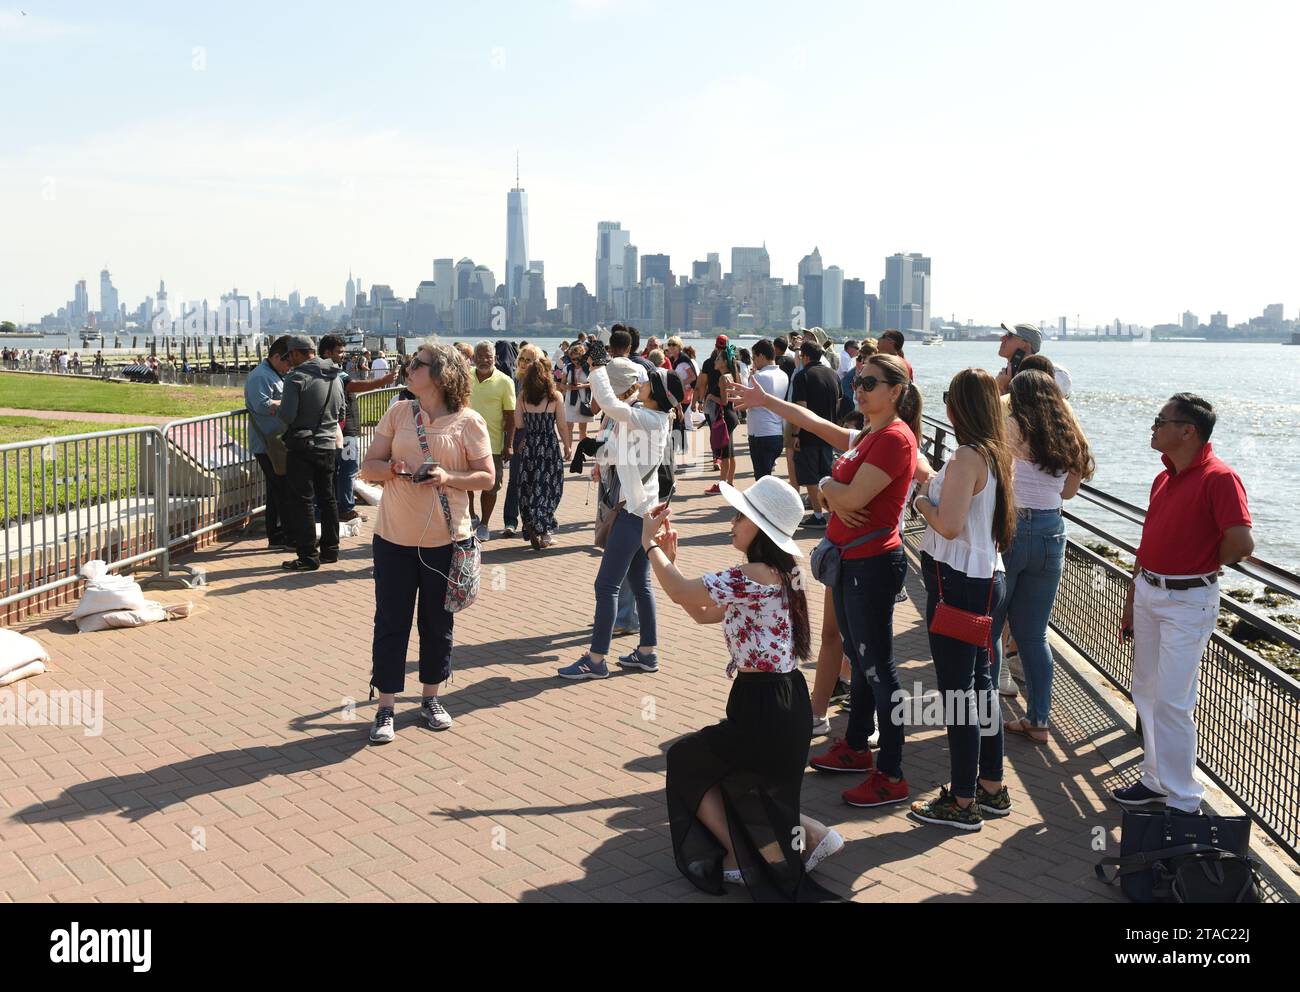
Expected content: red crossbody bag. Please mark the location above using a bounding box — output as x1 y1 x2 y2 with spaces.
929 561 995 649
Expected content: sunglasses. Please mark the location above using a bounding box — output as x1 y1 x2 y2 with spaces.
1152 417 1193 429
408 356 432 372
853 375 887 392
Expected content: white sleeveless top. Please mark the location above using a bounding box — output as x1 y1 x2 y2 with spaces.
919 449 1004 578
1013 457 1067 510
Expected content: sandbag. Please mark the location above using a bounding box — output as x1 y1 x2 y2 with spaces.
75 600 193 633
0 629 50 678
67 560 147 620
0 659 46 687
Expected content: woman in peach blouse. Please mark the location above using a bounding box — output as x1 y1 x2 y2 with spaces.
360 342 495 745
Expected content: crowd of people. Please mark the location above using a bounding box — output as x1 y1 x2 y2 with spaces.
245 322 1255 901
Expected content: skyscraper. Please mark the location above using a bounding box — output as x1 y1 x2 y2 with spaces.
73 280 89 321
822 266 844 330
798 247 823 284
505 161 529 303
884 252 931 332
346 272 356 312
803 274 823 329
99 269 119 326
433 259 455 311
730 246 771 285
843 278 866 332
596 221 630 305
642 253 671 288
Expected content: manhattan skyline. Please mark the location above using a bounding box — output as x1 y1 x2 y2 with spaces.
2 0 1297 327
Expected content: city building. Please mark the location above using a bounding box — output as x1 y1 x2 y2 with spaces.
730 246 771 286
1210 312 1229 329
99 269 119 327
1059 316 1068 338
596 221 630 306
803 274 823 329
505 170 529 303
346 273 356 312
642 253 671 288
1182 310 1199 332
842 278 866 332
822 265 844 330
797 247 823 285
884 252 931 333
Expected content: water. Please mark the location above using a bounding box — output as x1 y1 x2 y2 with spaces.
18 330 1300 573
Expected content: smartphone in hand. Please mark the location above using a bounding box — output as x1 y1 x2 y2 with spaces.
412 461 438 483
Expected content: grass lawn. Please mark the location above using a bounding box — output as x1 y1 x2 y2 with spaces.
0 372 244 418
2 417 156 525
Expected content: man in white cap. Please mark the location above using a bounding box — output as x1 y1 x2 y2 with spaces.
996 322 1043 395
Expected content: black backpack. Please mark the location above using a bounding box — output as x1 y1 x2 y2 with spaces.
1096 808 1261 903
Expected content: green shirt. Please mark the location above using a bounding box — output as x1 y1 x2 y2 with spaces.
470 367 517 454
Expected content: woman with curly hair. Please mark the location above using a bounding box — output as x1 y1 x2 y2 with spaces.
515 354 569 549
995 370 1094 744
359 341 495 745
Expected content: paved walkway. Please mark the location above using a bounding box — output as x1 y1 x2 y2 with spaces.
0 407 166 425
1 433 1294 902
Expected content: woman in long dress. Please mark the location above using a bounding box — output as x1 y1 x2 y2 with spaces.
515 356 569 550
641 478 845 901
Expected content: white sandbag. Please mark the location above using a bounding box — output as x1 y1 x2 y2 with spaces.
0 629 50 679
317 520 362 539
68 560 147 620
75 600 193 633
354 479 383 507
0 659 46 687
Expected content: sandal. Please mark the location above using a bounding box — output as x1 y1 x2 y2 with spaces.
1004 718 1049 744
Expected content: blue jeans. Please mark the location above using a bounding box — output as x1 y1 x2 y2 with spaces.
921 552 1006 800
503 455 521 530
336 438 359 514
991 509 1066 726
749 433 784 480
616 577 640 631
832 550 908 776
591 508 657 656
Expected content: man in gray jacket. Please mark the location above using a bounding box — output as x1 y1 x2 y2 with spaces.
244 335 294 551
276 336 346 571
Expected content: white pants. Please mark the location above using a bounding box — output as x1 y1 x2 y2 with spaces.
1131 577 1218 812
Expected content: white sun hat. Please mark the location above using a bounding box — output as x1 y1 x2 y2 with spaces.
718 477 805 558
1053 364 1073 399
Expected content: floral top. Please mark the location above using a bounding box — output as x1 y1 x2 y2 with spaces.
702 566 796 678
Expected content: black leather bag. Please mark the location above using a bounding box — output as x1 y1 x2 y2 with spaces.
1095 808 1260 903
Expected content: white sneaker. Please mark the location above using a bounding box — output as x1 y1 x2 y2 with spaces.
812 714 832 736
722 868 744 885
541 533 554 548
805 829 845 874
369 706 396 744
475 524 490 543
999 661 1018 697
867 728 880 748
421 697 453 731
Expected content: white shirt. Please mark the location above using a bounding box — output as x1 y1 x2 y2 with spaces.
748 365 789 437
589 365 670 517
370 357 389 378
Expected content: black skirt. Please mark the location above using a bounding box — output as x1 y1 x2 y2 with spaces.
666 669 839 902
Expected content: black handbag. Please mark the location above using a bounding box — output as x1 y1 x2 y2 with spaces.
809 529 892 587
1095 808 1260 903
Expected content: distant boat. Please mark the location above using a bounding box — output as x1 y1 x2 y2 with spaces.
921 334 944 346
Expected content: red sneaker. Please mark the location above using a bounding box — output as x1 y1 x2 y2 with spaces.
810 738 874 774
704 483 722 495
843 771 910 808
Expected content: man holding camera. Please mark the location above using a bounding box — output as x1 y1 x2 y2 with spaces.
995 323 1042 394
1115 394 1253 812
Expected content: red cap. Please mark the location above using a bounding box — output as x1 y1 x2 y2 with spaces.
715 334 729 349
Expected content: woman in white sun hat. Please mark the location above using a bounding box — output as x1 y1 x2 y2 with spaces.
640 476 844 902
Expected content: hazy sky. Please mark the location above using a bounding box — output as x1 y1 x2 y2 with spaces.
3 0 1297 328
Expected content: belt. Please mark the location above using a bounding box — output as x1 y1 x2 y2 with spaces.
1140 568 1219 590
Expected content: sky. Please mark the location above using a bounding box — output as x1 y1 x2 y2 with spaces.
2 0 1298 329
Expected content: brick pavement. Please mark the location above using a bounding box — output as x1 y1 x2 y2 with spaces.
1 427 1294 903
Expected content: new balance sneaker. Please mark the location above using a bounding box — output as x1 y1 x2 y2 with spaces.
810 738 874 774
475 524 490 543
975 783 1013 817
804 829 845 873
369 706 396 745
843 771 910 808
811 714 832 737
557 654 610 680
421 696 453 731
1112 782 1167 807
910 786 983 831
828 678 852 705
616 648 659 673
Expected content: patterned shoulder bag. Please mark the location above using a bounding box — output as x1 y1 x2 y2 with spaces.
412 401 481 613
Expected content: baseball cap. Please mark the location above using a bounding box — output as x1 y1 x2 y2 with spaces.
606 358 641 397
1000 323 1042 354
285 335 315 354
715 334 729 349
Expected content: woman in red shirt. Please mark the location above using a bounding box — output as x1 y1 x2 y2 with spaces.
731 354 921 809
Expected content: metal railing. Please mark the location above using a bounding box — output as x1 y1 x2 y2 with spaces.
1 387 406 622
909 412 1300 865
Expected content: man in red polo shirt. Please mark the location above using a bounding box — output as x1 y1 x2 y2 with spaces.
1114 393 1254 812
